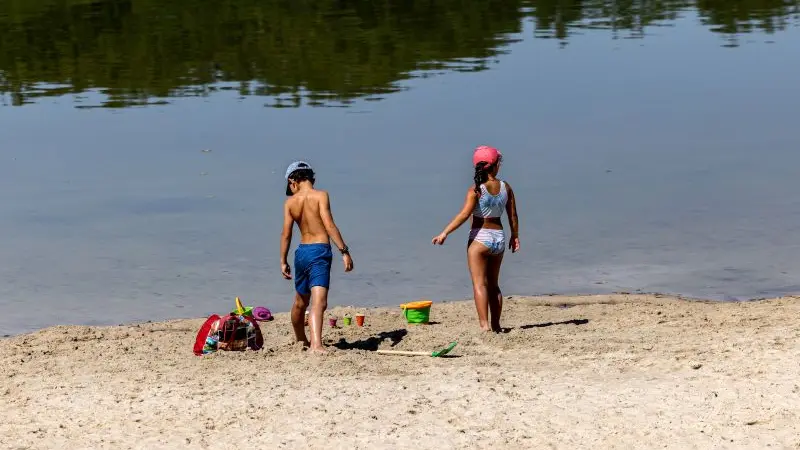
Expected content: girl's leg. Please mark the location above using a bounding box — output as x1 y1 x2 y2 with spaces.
467 242 491 331
487 252 505 332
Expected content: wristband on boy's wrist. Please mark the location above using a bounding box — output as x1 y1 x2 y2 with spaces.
339 245 350 255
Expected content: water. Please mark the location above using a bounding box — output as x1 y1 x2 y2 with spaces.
1 1 799 335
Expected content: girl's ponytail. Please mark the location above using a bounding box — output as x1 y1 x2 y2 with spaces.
474 161 491 194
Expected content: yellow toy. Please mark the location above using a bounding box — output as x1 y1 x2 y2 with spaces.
232 296 253 317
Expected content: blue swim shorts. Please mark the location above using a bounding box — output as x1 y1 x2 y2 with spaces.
294 243 333 295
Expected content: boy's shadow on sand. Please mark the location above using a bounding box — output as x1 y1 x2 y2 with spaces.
333 329 407 351
495 318 590 333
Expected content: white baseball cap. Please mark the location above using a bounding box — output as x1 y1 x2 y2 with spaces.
285 161 312 180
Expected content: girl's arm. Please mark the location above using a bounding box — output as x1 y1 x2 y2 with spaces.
432 188 478 245
505 182 520 252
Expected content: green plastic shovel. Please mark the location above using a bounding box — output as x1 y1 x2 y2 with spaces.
376 341 457 357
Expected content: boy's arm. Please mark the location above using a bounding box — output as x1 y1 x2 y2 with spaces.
319 191 353 272
280 200 293 278
319 192 347 251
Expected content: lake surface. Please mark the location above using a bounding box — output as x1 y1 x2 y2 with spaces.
2 0 799 335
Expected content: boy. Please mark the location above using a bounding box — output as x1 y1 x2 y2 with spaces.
280 161 353 353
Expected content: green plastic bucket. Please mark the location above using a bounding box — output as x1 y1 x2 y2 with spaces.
401 301 433 324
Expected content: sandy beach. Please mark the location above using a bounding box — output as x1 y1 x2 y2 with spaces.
2 294 799 449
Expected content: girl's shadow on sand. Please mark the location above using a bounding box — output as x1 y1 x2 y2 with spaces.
495 318 590 334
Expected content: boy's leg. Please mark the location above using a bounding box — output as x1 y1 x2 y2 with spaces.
302 244 333 354
308 286 329 353
291 291 311 346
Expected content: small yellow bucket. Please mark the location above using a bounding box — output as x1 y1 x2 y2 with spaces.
400 300 433 324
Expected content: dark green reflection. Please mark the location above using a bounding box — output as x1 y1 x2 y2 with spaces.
0 0 797 108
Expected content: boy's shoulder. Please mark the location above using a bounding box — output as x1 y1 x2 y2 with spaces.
309 188 330 202
284 189 329 204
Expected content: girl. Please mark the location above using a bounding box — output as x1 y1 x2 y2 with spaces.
432 146 520 332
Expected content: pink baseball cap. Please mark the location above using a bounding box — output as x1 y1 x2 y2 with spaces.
472 145 502 167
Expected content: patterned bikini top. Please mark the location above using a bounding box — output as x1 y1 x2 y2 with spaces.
473 181 507 219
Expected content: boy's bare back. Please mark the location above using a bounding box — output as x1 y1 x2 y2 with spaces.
285 189 335 245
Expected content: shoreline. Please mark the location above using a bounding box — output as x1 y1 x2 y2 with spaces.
4 291 796 339
3 293 799 448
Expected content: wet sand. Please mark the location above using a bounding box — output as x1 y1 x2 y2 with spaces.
2 294 799 449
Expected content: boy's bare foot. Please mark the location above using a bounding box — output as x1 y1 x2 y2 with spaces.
479 325 492 332
309 345 329 355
